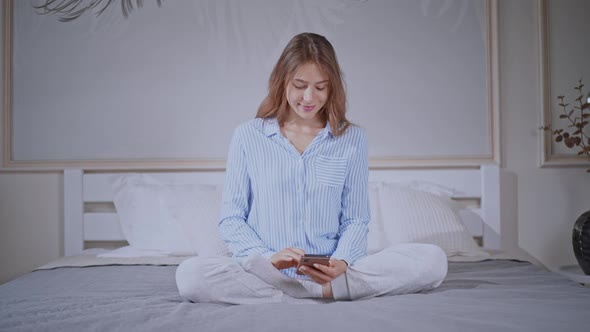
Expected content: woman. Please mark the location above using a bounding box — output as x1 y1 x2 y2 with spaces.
176 32 447 304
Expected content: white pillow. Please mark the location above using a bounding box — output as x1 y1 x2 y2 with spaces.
400 180 457 197
370 181 488 258
367 180 460 254
367 182 389 254
111 174 230 257
160 184 231 257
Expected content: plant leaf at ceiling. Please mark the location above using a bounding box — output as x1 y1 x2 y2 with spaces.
33 0 163 22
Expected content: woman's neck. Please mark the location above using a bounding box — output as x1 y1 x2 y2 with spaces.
280 118 325 155
283 114 325 132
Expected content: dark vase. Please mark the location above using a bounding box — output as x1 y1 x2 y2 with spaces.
572 210 590 275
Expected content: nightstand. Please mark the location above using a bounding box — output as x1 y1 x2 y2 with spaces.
555 264 590 287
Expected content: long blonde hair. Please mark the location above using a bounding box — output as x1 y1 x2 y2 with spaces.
256 32 349 136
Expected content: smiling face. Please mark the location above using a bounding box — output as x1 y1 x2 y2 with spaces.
285 62 330 124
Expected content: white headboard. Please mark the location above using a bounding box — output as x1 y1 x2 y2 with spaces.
63 165 501 256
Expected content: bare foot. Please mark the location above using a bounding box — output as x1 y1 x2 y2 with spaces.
322 282 333 298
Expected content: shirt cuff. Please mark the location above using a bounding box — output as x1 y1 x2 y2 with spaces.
331 250 364 267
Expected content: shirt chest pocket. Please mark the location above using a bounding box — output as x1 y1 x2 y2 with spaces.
315 154 348 187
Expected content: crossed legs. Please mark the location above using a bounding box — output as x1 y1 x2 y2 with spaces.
176 243 447 304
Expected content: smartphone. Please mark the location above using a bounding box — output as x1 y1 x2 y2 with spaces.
296 254 331 275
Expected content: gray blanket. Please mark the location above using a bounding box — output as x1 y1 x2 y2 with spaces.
1 260 589 332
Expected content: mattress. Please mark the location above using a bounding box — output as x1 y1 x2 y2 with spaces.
1 259 589 332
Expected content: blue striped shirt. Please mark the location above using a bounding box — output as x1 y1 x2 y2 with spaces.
219 117 370 278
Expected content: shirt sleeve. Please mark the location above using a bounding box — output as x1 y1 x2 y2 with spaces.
218 126 275 259
330 128 370 266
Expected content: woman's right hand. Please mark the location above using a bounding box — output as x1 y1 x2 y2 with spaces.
270 247 305 270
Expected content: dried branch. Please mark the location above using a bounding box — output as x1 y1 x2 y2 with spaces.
542 79 590 172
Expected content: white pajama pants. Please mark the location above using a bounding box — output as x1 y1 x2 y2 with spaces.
176 243 447 304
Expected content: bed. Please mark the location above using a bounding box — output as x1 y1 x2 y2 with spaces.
1 165 589 332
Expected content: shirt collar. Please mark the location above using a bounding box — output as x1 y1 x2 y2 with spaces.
262 118 334 138
319 122 334 138
262 118 281 137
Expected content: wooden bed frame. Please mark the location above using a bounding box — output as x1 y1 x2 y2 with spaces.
63 165 501 256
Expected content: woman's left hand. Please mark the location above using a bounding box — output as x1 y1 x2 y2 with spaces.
298 258 348 284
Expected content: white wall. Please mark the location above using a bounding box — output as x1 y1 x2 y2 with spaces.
0 4 61 284
0 173 62 284
1 0 589 284
499 0 589 269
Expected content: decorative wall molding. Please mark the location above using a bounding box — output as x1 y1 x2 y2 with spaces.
538 0 590 168
2 0 500 171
